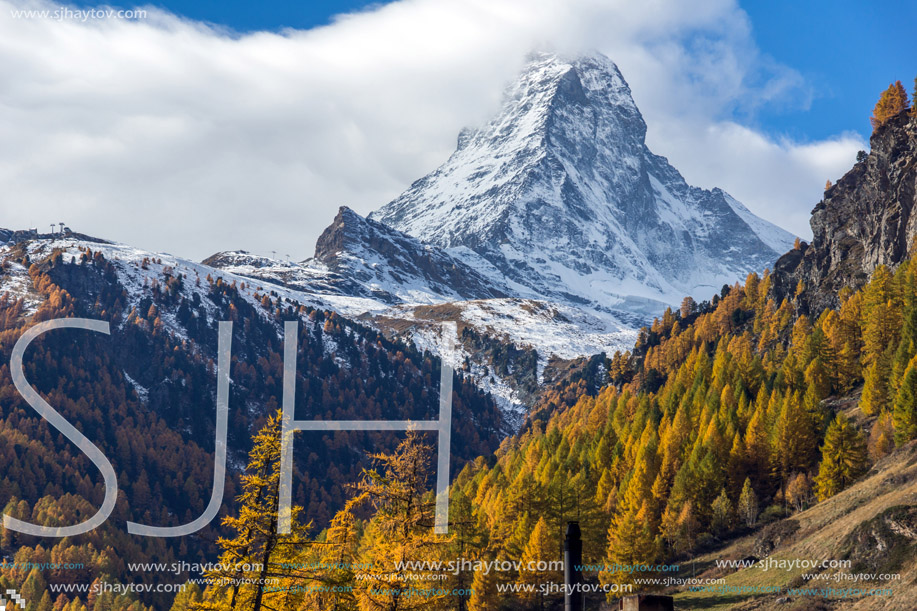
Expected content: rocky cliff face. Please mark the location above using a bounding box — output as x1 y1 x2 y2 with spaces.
772 111 917 312
312 206 507 302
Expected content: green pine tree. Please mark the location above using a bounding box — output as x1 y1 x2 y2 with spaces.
912 77 917 118
710 489 733 535
815 414 868 500
893 355 917 444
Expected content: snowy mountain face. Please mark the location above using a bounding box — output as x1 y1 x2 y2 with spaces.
310 206 508 303
370 52 795 318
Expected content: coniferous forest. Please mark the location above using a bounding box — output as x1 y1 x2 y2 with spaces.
172 253 917 610
0 245 504 610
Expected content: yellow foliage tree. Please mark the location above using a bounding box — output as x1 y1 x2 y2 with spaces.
870 80 909 130
195 411 313 611
516 516 561 609
351 430 450 611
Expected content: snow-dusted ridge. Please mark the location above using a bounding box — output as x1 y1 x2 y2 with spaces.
3 236 380 336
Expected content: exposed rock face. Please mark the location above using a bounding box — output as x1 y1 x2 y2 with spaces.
772 112 917 312
205 206 507 305
841 505 917 574
312 206 507 302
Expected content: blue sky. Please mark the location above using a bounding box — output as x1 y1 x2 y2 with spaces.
66 0 914 142
741 0 916 141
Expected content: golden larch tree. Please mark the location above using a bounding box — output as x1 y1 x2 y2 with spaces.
870 80 909 130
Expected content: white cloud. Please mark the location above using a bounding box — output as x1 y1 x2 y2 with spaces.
0 0 863 259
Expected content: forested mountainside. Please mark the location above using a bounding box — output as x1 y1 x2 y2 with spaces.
452 256 917 608
441 98 917 610
177 255 917 611
175 101 917 611
0 239 504 610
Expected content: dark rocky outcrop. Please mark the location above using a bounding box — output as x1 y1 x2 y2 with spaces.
0 228 109 246
752 519 800 559
840 505 917 574
313 206 507 302
771 111 917 312
204 207 507 304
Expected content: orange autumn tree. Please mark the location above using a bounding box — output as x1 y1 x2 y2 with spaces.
870 80 909 130
349 430 450 611
194 411 313 611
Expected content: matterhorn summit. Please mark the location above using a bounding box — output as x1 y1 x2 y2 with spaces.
370 52 794 320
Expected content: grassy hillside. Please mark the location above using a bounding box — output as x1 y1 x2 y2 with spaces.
675 436 917 610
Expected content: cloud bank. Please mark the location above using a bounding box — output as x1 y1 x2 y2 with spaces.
0 0 864 260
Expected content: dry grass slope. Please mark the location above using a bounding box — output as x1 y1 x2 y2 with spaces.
674 441 917 610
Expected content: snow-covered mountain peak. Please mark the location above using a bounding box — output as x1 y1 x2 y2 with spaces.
371 52 647 249
370 51 795 316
